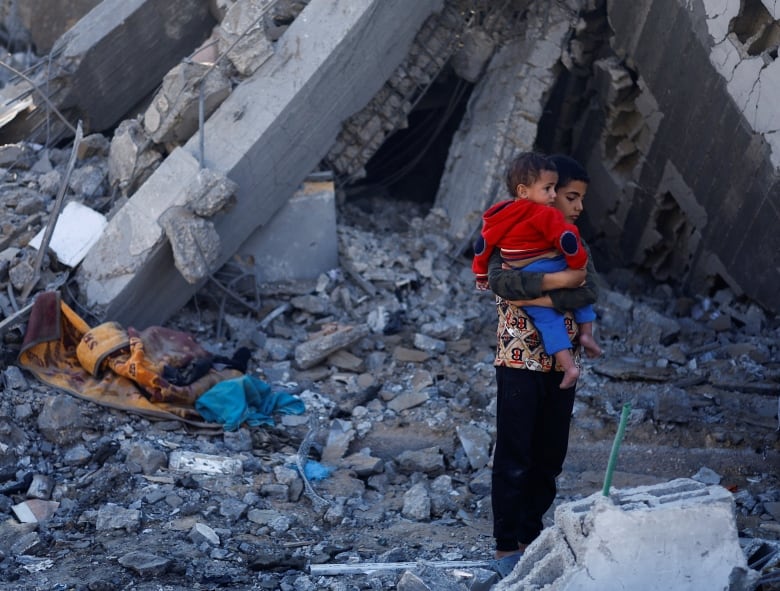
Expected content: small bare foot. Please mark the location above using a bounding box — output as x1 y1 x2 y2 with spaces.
579 334 603 359
560 365 580 389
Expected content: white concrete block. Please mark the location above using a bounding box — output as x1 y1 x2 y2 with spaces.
498 479 760 591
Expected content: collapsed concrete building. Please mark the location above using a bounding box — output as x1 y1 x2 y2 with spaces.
0 0 778 328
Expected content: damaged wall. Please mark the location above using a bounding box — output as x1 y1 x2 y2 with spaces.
431 0 779 314
568 0 780 313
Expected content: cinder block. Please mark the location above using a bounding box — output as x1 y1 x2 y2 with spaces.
239 179 338 283
498 478 760 591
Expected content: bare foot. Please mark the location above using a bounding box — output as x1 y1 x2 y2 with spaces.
579 333 603 359
559 365 580 389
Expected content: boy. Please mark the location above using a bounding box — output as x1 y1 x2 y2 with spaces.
485 153 601 576
472 152 600 388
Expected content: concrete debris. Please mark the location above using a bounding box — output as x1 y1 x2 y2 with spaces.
107 118 163 196
143 60 232 147
217 0 276 76
496 479 760 590
0 0 778 589
0 0 216 145
158 205 222 285
73 0 445 328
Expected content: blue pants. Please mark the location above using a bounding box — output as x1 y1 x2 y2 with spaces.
519 256 595 355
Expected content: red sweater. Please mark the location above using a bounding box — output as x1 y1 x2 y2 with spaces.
472 199 587 281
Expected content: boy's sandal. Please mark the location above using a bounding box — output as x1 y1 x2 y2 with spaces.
488 552 523 578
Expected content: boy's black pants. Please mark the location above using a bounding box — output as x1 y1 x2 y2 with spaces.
491 365 576 551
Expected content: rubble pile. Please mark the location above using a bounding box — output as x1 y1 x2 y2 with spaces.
0 1 778 589
0 164 779 589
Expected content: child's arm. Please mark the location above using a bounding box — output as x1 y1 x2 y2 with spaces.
540 208 588 270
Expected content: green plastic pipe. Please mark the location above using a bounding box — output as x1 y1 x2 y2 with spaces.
602 403 632 496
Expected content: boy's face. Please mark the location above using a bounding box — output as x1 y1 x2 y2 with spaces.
553 180 588 223
517 170 558 206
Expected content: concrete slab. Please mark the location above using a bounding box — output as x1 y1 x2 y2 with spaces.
76 0 443 328
239 179 338 284
496 478 760 591
0 0 215 144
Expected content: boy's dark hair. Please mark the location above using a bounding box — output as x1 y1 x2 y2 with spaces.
505 152 557 196
549 154 589 189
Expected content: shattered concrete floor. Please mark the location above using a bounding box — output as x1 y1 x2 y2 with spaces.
0 194 778 590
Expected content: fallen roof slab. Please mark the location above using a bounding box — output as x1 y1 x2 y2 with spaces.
76 0 444 328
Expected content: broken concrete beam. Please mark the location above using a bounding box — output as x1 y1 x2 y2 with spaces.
78 148 236 302
0 0 216 145
294 323 370 370
433 1 578 249
76 0 444 328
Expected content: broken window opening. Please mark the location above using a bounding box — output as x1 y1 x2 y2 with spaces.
641 192 696 284
341 69 474 209
731 0 780 58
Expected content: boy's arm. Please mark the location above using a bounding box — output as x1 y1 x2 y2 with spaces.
547 244 600 311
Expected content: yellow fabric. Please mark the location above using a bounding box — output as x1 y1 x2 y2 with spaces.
18 292 242 427
76 322 130 377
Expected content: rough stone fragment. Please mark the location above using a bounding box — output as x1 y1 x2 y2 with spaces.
218 0 275 76
118 551 171 577
107 118 163 196
143 61 232 146
294 323 370 370
158 206 221 285
36 395 89 445
456 424 491 470
96 504 140 532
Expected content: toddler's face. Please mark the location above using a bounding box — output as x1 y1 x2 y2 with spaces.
519 170 558 206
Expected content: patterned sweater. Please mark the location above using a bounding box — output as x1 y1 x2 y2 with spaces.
493 296 581 372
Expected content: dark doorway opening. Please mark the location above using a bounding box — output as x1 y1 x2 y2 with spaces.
343 67 474 209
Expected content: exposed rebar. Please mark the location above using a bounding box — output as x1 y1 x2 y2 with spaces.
602 402 631 496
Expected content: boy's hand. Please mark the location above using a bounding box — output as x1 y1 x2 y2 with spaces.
475 278 490 291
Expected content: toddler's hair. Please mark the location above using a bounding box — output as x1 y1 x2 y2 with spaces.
505 152 557 196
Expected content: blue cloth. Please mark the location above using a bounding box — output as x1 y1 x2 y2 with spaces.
302 460 332 481
195 375 305 430
519 256 595 355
